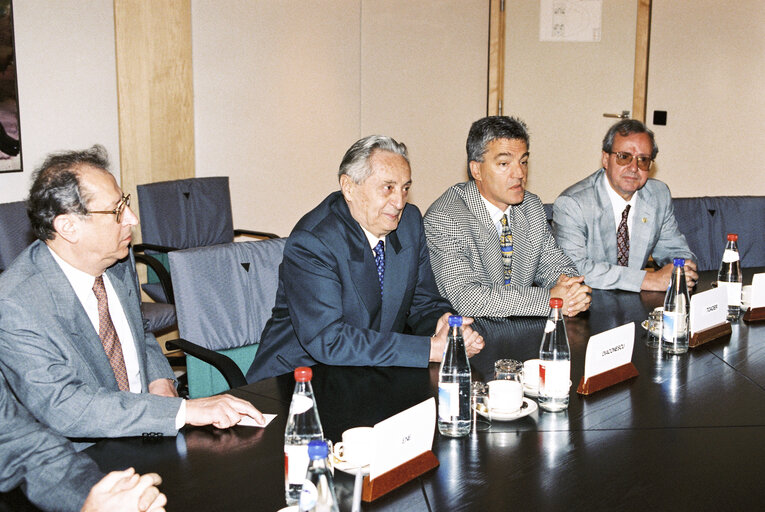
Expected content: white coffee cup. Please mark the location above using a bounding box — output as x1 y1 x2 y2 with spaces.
487 380 523 413
332 426 372 467
523 359 541 390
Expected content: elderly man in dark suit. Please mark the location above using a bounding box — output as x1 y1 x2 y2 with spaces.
0 146 264 443
424 116 591 318
246 135 484 383
0 371 166 512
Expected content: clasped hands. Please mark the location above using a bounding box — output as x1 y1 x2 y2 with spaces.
550 274 592 317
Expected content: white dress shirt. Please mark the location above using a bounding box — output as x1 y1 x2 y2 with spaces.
602 176 637 236
480 194 513 239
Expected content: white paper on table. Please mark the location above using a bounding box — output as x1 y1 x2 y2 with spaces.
370 398 435 481
238 413 277 427
689 287 727 335
751 273 765 308
583 323 634 381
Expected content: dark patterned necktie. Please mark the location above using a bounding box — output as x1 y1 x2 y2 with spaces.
617 204 631 267
500 214 513 285
373 240 385 295
93 275 130 391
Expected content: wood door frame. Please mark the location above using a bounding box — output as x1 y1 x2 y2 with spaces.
487 0 651 122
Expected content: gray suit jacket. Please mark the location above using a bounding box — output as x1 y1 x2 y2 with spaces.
424 181 577 317
553 169 695 291
0 240 183 441
0 371 101 511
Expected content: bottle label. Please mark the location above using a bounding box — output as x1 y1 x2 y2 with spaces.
298 480 319 510
544 320 555 333
289 395 313 415
438 382 459 419
661 311 687 342
539 360 570 398
722 249 740 263
717 281 742 307
285 444 310 486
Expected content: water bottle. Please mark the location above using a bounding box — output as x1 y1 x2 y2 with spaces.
661 258 690 354
284 367 324 505
717 233 742 320
298 440 340 512
538 298 571 412
437 315 471 437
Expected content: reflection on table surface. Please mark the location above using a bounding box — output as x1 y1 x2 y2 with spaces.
2 269 765 510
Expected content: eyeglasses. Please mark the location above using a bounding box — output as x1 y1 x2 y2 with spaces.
610 151 653 171
89 194 131 223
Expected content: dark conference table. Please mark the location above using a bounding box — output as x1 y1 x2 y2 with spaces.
5 269 765 511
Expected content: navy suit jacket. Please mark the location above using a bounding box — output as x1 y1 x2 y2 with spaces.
0 240 183 442
246 192 452 382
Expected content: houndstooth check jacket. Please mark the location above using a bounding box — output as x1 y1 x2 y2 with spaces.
423 180 577 317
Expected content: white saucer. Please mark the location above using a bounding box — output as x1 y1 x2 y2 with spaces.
332 459 370 476
473 397 537 421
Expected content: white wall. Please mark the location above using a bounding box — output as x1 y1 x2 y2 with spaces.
1 0 120 203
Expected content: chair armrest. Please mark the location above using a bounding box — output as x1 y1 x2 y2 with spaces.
134 252 175 304
133 242 180 254
164 338 247 390
233 229 279 239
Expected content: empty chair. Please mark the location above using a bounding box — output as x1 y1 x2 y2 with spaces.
135 176 277 304
672 197 721 272
167 238 285 398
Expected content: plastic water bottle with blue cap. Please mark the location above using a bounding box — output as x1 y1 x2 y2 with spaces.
298 440 339 512
662 258 691 354
437 315 471 437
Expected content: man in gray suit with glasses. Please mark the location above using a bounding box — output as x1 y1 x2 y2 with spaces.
0 146 264 444
553 119 697 292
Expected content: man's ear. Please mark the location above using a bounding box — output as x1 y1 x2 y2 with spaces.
52 214 80 244
601 151 610 170
339 174 354 202
469 161 481 182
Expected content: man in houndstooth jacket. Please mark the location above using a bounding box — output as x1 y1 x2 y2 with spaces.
424 116 591 318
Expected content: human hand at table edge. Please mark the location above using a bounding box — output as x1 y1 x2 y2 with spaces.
641 260 697 292
185 394 265 429
428 313 485 362
81 468 167 512
551 275 591 317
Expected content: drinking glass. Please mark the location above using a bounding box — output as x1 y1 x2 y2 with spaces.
494 359 524 386
470 381 490 432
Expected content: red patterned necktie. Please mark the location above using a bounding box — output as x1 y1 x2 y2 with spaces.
616 204 631 267
93 275 130 391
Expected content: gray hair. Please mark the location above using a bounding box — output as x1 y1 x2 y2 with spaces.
27 145 111 241
466 116 529 172
338 135 409 184
602 119 658 159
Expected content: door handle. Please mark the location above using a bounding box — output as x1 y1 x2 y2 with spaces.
603 110 630 119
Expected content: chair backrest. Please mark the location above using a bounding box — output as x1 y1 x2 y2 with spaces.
714 196 765 269
137 177 235 249
0 200 35 272
672 197 721 272
168 238 285 397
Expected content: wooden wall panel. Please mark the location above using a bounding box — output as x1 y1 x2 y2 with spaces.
114 0 194 233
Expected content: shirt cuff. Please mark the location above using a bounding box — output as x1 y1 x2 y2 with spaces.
175 399 187 430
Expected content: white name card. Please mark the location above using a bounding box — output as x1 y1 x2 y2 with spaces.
752 273 765 309
690 286 728 335
370 398 435 480
584 323 634 381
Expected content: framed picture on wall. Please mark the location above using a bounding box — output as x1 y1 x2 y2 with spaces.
0 0 21 173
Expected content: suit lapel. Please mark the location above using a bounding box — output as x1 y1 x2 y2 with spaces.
332 199 382 321
630 187 657 268
31 243 119 390
380 229 408 331
594 172 619 263
463 181 504 284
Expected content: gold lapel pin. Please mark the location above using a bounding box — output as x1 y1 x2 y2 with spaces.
642 217 647 223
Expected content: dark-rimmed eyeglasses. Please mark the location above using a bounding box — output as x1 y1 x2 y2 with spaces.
89 194 131 223
610 151 653 171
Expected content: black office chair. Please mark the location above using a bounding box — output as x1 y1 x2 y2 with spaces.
134 176 278 304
